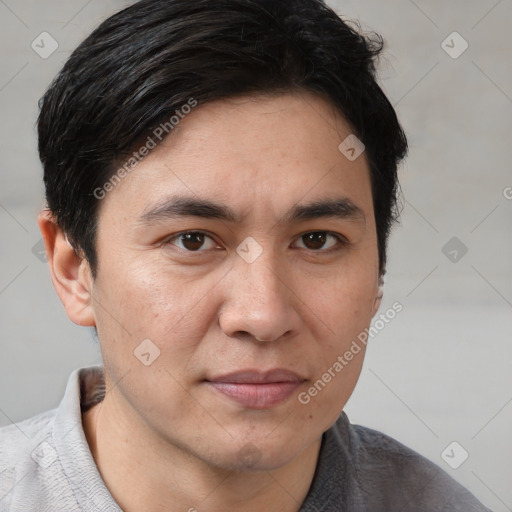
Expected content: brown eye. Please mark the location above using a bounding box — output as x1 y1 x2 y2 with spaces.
167 231 218 252
180 232 205 251
303 232 327 250
295 232 345 251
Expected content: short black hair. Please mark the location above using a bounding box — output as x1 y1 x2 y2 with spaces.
38 0 407 278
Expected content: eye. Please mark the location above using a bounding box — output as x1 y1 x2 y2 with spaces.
163 230 347 254
165 231 219 252
294 231 347 252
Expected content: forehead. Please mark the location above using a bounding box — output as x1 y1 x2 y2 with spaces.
96 92 373 227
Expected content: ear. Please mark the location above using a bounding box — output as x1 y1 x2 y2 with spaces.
38 209 96 327
371 274 384 318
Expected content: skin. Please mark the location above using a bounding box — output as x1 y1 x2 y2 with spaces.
39 92 383 512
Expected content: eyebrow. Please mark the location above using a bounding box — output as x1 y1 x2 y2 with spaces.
138 195 366 226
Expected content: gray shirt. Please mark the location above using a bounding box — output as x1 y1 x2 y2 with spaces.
0 366 492 511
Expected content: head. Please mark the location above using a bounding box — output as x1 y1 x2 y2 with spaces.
38 0 407 471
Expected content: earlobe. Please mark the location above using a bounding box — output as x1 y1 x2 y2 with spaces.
38 210 96 327
371 275 384 318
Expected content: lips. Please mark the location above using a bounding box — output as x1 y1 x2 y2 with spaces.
206 369 306 409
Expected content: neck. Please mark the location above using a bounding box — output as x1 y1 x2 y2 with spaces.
82 389 321 512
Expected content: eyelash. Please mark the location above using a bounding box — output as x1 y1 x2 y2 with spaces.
162 230 349 254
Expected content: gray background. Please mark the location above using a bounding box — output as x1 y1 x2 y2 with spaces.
1 0 511 510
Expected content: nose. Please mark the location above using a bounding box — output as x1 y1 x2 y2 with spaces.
219 254 302 343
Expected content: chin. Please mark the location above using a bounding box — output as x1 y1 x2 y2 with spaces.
206 435 311 473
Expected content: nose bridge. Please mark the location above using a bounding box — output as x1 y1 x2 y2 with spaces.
237 249 288 312
235 233 282 289
220 247 300 342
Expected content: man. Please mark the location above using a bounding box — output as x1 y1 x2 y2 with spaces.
0 0 493 510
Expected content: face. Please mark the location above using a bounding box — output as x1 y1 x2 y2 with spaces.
87 92 381 471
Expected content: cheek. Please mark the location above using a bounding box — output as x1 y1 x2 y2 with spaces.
92 258 223 377
95 256 181 331
299 342 366 431
299 256 376 408
309 267 377 342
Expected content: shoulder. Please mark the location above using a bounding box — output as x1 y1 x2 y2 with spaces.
0 366 104 512
1 367 119 511
0 408 73 511
0 407 57 469
325 415 493 511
